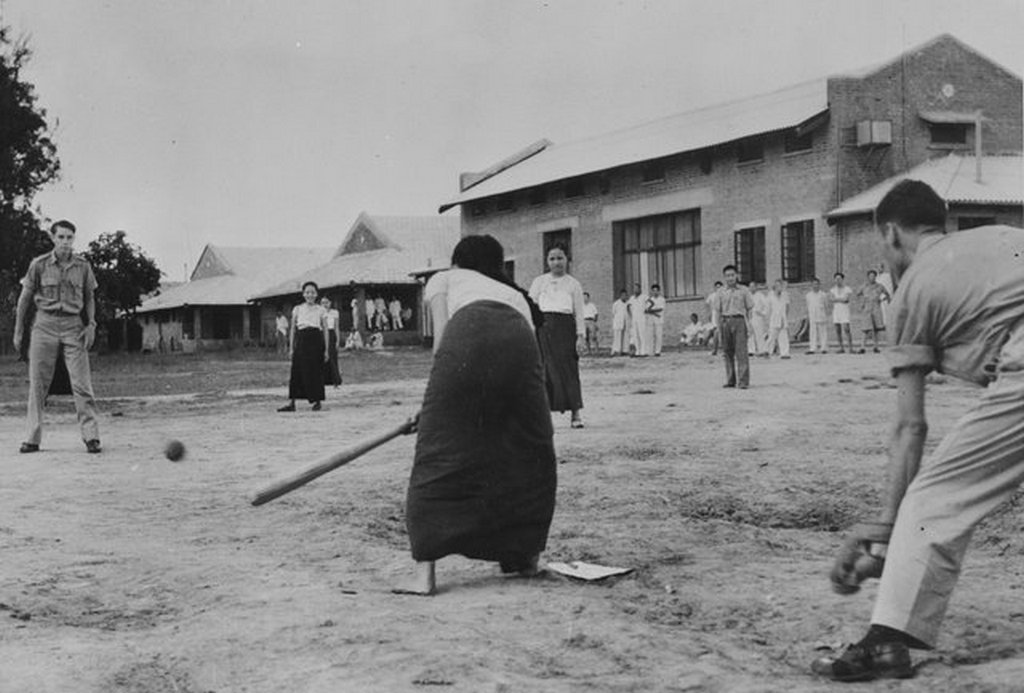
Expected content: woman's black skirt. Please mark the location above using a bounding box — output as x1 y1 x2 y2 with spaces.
323 330 342 386
406 300 557 564
537 312 583 412
288 328 326 403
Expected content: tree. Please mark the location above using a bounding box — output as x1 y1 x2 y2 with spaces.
83 230 161 326
0 26 61 351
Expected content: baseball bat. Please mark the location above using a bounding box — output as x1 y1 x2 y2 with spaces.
251 413 418 507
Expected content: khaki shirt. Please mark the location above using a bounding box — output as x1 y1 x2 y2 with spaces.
713 285 754 317
21 251 97 316
887 226 1024 386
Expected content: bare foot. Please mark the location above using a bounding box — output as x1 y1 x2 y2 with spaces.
391 561 436 596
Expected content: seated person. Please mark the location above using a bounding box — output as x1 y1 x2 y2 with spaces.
344 330 364 350
680 313 703 346
696 318 716 346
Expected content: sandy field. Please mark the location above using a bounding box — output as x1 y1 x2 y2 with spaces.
2 347 1023 692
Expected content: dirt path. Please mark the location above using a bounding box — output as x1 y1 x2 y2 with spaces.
2 349 1023 692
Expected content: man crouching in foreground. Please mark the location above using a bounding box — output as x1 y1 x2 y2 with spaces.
812 180 1024 682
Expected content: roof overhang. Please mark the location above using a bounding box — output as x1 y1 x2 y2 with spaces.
919 110 984 124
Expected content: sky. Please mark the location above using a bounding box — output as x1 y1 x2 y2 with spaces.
4 0 1023 282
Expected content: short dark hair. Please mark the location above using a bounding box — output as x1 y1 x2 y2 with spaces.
867 269 877 278
51 220 76 235
722 264 737 274
713 281 723 287
650 283 660 290
583 291 590 298
834 272 844 279
690 312 698 320
876 179 947 229
301 281 319 293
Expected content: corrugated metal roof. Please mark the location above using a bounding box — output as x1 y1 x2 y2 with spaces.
254 214 460 299
138 245 333 312
826 154 1023 220
439 78 829 211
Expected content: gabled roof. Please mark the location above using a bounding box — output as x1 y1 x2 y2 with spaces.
439 34 1019 213
826 154 1023 221
439 78 829 212
138 244 332 312
254 214 460 299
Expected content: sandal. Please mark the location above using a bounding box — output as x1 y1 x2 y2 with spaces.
570 419 585 429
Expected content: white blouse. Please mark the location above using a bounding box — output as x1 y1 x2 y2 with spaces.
425 268 533 326
529 272 585 335
293 302 326 330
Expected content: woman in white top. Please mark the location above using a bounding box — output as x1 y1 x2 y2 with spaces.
278 281 328 412
320 296 342 387
395 235 556 596
529 244 586 428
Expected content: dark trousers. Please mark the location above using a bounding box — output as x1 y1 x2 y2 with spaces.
719 316 750 387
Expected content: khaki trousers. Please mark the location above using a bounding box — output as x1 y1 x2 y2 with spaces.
26 312 99 445
872 326 1024 647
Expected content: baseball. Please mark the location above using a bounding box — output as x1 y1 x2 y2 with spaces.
164 439 186 462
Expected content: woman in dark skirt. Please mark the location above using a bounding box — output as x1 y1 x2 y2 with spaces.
394 235 556 596
278 281 328 412
320 296 343 387
529 244 586 428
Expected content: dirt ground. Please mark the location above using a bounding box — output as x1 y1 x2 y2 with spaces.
2 346 1024 692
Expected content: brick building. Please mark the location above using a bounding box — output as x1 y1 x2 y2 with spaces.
438 34 1022 340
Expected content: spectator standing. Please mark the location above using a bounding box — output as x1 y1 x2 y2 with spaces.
711 266 754 388
610 289 629 356
856 269 891 354
706 281 724 355
582 292 599 354
764 280 791 359
389 297 405 330
749 282 770 357
627 282 649 357
320 296 343 387
645 283 666 356
275 309 290 356
805 278 829 354
830 272 854 353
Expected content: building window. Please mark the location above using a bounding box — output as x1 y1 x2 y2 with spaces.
781 220 815 283
930 123 968 145
564 178 585 198
736 137 764 163
957 216 995 230
495 194 515 212
613 210 702 298
733 227 766 285
528 186 547 206
641 161 666 183
784 130 813 153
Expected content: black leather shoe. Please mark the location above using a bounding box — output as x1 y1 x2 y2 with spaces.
277 403 295 412
811 641 913 682
19 442 39 453
311 402 322 411
85 439 102 454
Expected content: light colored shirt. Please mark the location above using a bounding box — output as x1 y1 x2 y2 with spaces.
293 302 326 330
21 251 97 316
611 299 629 330
830 285 853 323
768 291 789 329
646 295 666 323
324 308 339 330
627 294 648 327
713 285 754 317
805 289 828 323
681 322 701 343
887 226 1024 386
752 291 770 319
529 272 585 336
427 268 533 326
583 302 598 320
276 315 289 335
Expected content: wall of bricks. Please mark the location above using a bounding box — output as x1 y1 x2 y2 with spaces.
455 36 1021 346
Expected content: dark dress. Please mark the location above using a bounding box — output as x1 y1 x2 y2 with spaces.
406 300 557 565
537 312 583 412
323 330 342 386
288 328 326 403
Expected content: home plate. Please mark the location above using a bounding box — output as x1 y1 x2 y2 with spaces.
546 561 634 581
